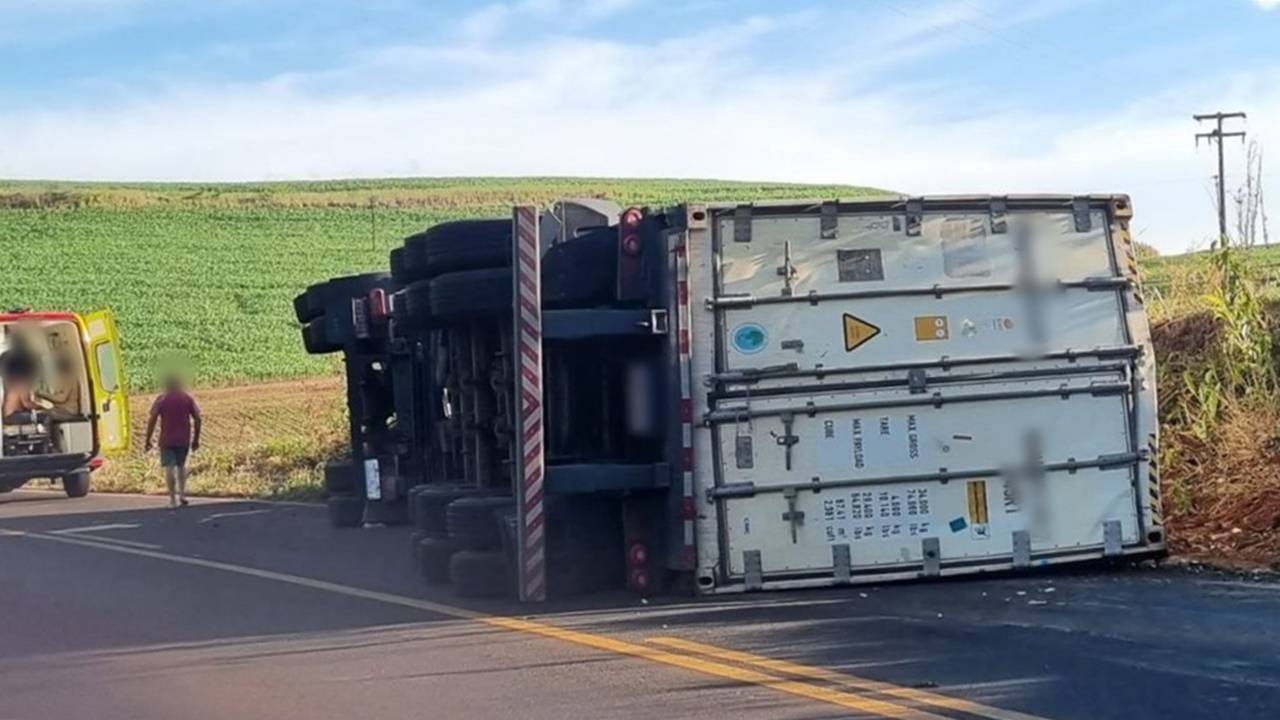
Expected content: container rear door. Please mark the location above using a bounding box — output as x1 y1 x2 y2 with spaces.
698 201 1143 587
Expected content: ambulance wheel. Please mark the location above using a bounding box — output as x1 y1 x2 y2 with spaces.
62 470 90 498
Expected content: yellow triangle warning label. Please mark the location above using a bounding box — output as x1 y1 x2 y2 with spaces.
843 314 881 352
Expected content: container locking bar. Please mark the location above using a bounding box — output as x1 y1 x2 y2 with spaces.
711 345 1143 384
707 277 1132 309
705 381 1132 425
707 451 1142 501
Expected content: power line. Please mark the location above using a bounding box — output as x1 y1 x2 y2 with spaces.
1193 111 1247 242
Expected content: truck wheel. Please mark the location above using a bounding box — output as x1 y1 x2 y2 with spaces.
363 500 409 526
323 460 358 496
450 549 511 598
406 219 511 276
62 470 90 498
319 273 392 313
389 247 409 287
417 537 458 584
327 495 365 528
302 318 341 355
542 227 617 309
447 495 515 551
415 485 501 538
293 287 322 324
429 269 512 321
406 485 427 524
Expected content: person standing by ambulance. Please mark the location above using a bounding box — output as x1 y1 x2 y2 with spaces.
144 374 202 508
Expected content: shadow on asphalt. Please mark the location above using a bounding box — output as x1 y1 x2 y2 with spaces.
5 492 1280 720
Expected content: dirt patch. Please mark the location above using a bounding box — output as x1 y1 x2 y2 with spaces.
1165 404 1280 567
92 376 346 500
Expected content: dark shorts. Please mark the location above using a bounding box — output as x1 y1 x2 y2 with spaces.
160 446 190 468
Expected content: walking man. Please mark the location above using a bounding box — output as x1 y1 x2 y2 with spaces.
144 375 202 508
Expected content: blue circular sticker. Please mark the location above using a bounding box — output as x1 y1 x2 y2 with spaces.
732 323 768 354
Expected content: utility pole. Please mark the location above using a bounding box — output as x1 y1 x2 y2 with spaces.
1194 111 1247 242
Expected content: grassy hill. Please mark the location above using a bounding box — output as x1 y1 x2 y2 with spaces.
0 178 884 389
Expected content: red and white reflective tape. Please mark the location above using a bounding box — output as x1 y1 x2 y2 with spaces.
671 232 697 568
513 205 546 602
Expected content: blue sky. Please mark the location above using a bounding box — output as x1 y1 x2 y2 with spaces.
3 0 1279 252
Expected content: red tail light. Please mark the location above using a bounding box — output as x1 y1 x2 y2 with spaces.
629 568 650 589
617 207 645 300
368 288 389 323
628 542 649 566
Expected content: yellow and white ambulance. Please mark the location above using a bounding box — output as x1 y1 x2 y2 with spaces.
0 309 129 497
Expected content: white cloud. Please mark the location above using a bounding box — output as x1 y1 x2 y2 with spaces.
0 6 1275 255
1255 0 1280 9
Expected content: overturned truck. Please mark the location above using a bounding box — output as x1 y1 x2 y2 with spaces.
295 194 1164 599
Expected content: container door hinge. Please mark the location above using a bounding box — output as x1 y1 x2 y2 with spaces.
989 197 1008 234
819 201 839 240
1103 520 1123 556
734 205 753 243
921 537 941 576
1012 530 1031 568
905 198 924 237
1073 197 1092 232
743 550 763 590
832 544 852 583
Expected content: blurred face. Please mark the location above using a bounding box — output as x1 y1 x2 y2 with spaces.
164 376 182 393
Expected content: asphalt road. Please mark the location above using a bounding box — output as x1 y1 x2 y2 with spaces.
2 490 1278 720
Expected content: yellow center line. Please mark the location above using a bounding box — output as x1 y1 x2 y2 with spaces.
9 527 1002 719
648 636 1050 720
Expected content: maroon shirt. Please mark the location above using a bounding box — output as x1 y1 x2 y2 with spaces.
151 391 199 448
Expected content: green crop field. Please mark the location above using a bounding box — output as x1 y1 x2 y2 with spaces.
0 177 884 389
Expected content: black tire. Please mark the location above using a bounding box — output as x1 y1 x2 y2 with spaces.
406 485 427 524
323 460 358 496
302 318 341 354
542 228 618 309
320 272 392 309
450 549 511 598
62 470 90 498
393 280 434 329
417 537 458 584
363 500 409 526
405 219 511 276
428 268 512 321
327 495 364 528
447 495 515 551
415 485 500 538
293 289 320 324
389 247 409 286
